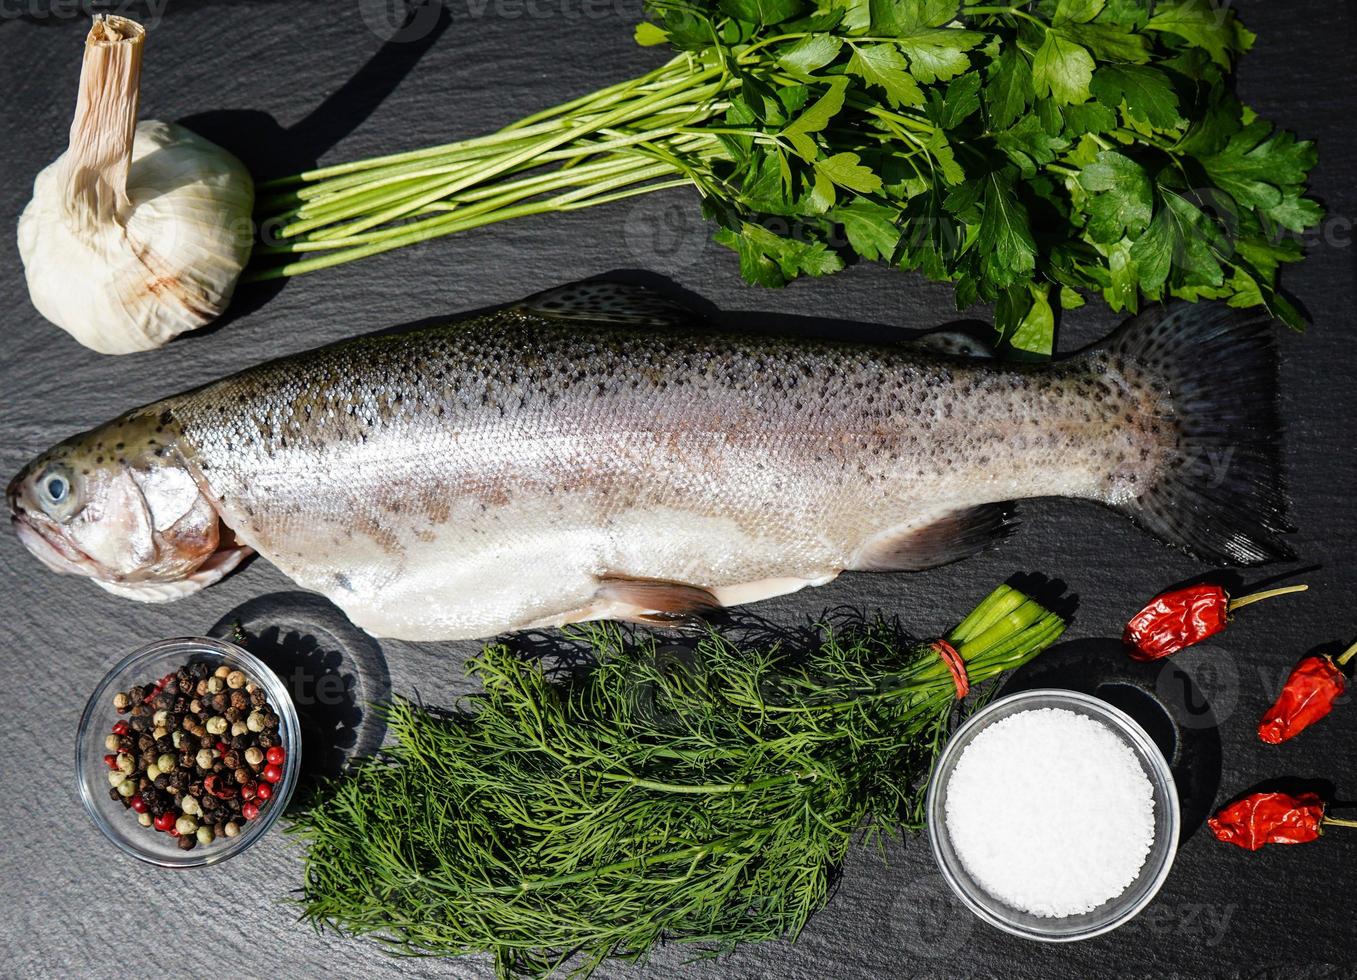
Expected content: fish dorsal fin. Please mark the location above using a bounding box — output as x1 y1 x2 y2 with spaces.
912 329 994 358
520 281 700 328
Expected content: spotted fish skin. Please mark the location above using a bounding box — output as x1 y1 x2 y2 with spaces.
9 284 1290 639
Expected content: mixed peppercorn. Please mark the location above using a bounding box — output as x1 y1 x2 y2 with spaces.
104 661 285 851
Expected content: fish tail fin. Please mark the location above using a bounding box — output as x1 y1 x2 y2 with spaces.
1102 302 1293 565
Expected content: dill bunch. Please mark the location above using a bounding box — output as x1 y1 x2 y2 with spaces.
290 584 1066 977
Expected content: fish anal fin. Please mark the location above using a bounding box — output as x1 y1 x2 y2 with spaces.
593 575 722 626
850 504 1015 572
521 281 700 328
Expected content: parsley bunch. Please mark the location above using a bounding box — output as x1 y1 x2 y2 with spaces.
254 0 1320 352
289 585 1066 976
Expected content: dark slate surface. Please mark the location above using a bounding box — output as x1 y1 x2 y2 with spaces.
1 2 1354 977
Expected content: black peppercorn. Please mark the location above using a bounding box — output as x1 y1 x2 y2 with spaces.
258 732 276 749
250 688 267 708
116 734 134 752
153 692 174 711
129 715 148 733
177 835 196 851
128 685 146 703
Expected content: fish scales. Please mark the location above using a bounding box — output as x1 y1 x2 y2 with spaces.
167 311 1133 638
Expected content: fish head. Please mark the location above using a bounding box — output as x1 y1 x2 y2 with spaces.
8 409 248 600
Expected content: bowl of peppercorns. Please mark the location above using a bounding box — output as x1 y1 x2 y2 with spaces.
76 636 301 867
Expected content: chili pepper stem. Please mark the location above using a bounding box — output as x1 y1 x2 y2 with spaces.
1227 584 1309 613
1334 639 1357 668
1324 816 1357 830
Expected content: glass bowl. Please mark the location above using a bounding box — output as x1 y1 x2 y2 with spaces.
76 636 302 868
926 688 1180 941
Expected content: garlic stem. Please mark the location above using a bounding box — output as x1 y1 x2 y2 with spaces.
59 15 144 231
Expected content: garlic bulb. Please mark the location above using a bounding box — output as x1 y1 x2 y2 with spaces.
17 16 253 355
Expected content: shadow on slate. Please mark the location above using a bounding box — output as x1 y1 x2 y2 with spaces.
1000 636 1224 844
579 268 999 348
208 591 392 796
178 0 452 329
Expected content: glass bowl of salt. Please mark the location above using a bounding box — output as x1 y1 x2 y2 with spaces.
926 687 1180 941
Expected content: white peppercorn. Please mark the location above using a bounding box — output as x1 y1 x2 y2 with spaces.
244 747 264 767
206 716 228 735
226 670 247 690
196 826 215 846
175 815 198 835
195 748 214 770
246 710 266 732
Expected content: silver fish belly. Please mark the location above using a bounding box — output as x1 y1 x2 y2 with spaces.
159 283 1287 640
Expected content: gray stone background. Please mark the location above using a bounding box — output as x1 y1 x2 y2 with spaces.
0 1 1353 977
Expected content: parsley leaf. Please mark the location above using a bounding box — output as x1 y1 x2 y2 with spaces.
845 43 925 107
1032 30 1095 105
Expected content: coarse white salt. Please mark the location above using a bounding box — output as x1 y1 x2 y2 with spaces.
944 707 1155 918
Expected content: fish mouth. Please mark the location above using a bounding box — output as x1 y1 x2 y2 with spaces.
11 510 99 578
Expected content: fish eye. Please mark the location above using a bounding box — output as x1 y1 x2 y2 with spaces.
38 468 74 510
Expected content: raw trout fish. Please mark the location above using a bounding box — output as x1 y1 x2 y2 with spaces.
8 282 1290 640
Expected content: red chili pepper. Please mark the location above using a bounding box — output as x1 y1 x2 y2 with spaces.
1209 791 1357 850
1124 583 1308 661
1258 640 1357 744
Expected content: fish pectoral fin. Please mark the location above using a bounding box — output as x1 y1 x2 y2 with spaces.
520 281 704 328
91 545 254 603
589 575 722 627
850 504 1016 572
